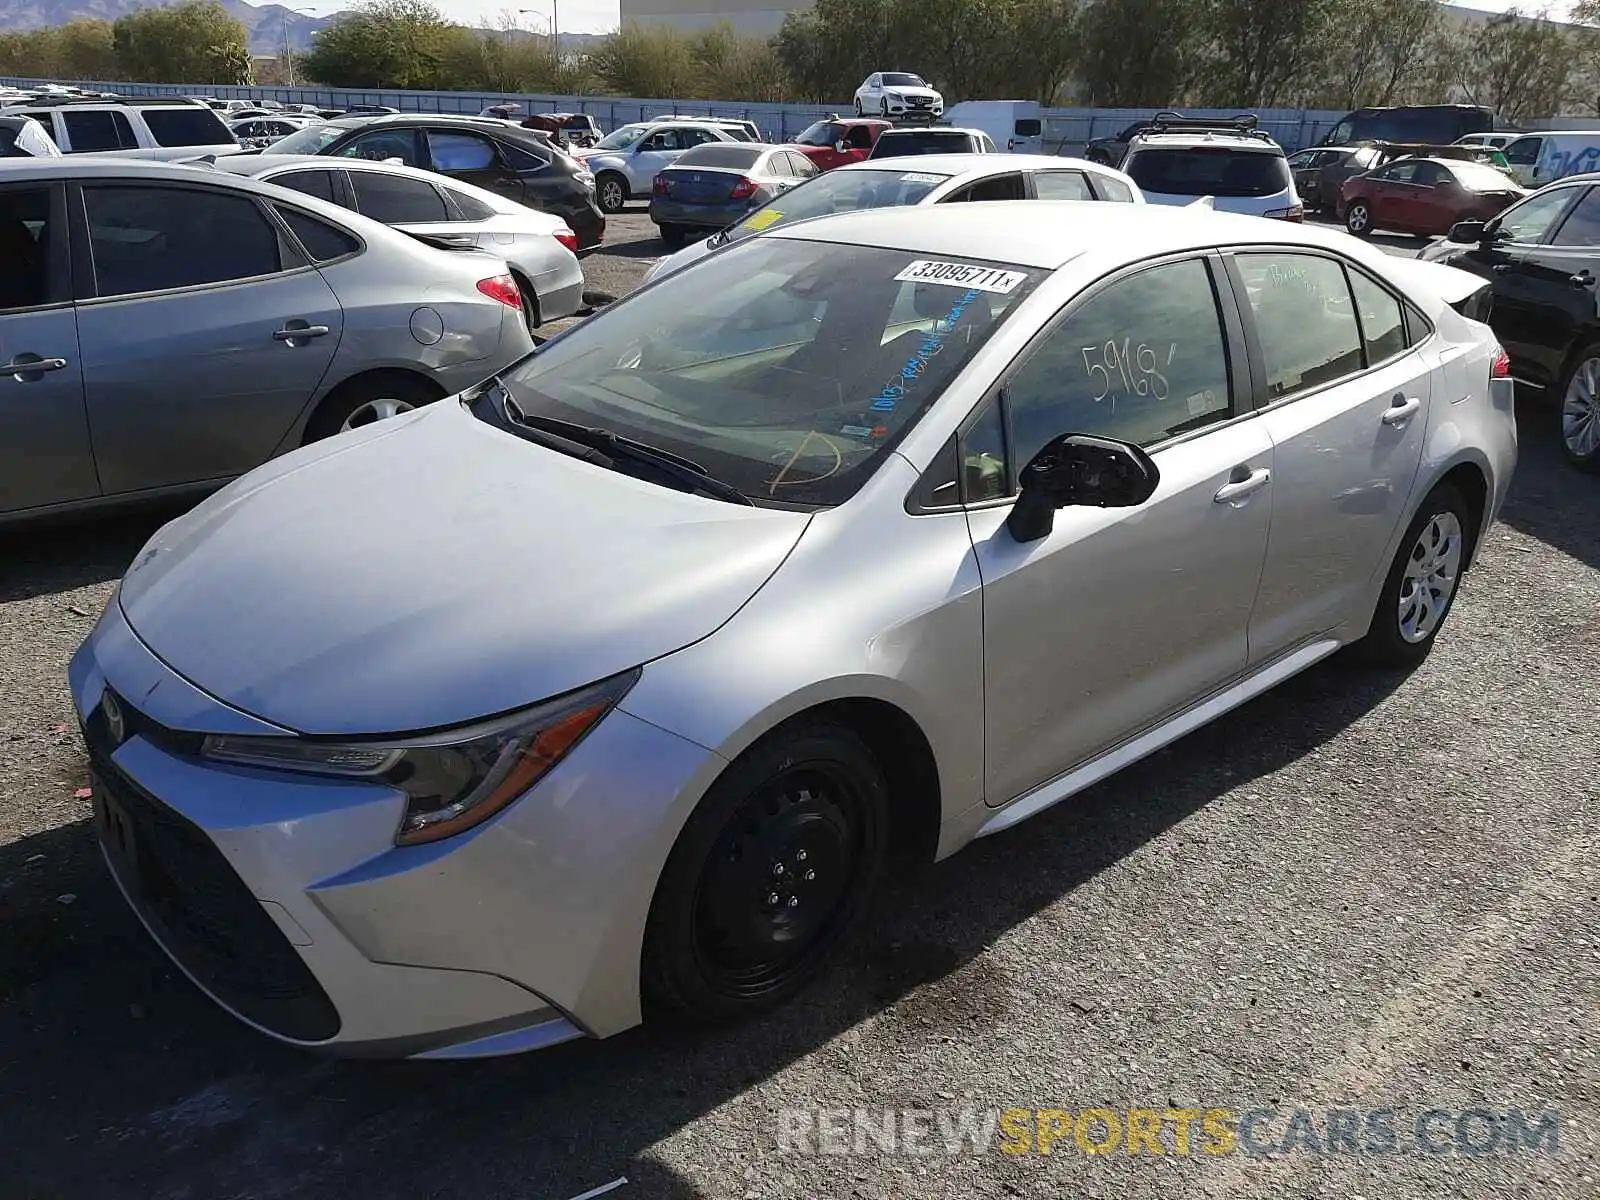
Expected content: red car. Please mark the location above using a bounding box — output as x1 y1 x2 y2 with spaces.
791 116 891 171
1339 156 1526 238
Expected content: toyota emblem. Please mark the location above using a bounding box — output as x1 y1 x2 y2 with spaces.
102 690 126 746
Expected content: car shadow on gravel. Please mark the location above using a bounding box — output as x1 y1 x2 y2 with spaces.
0 505 186 604
1 652 1413 1200
1496 394 1600 571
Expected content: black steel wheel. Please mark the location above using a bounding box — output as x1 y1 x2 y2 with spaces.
642 720 888 1023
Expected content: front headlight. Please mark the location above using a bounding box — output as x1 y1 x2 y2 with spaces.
200 669 639 845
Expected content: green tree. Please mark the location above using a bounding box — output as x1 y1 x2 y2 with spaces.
1452 9 1575 121
57 20 121 81
1076 0 1204 106
587 23 697 97
299 0 456 89
112 0 251 84
1312 0 1438 109
1196 0 1340 107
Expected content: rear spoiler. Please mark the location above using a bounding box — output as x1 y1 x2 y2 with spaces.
1384 256 1494 321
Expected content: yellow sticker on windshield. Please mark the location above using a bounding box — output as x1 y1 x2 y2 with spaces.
743 208 784 231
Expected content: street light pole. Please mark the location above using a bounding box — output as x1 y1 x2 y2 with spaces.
284 5 323 89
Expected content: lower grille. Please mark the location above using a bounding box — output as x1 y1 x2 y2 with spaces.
88 700 341 1042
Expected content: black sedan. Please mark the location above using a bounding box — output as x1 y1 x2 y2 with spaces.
263 115 606 250
1286 144 1381 213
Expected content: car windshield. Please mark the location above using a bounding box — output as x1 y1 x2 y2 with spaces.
871 132 971 158
495 237 1037 507
594 125 647 151
1125 148 1291 197
263 123 346 154
1450 162 1518 191
794 121 844 147
723 167 950 246
675 143 763 169
883 73 926 87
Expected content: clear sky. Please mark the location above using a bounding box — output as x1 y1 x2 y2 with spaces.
296 0 1586 40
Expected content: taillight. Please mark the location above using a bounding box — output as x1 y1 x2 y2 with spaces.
553 228 578 253
1491 346 1511 378
476 274 521 310
1266 204 1304 222
652 173 669 195
729 176 757 200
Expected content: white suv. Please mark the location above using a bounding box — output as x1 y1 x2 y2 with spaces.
5 97 241 161
572 120 743 213
1119 115 1302 220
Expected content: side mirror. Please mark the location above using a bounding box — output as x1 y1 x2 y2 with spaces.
1006 433 1160 543
1449 218 1487 243
834 140 848 153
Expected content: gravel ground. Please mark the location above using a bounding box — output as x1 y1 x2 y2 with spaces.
1 206 1597 1200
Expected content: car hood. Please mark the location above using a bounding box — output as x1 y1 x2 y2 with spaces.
116 400 811 736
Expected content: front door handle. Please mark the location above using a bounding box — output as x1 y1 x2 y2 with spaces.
273 324 331 341
1381 394 1423 426
1492 263 1512 274
1572 271 1596 289
1213 467 1271 505
3 355 68 379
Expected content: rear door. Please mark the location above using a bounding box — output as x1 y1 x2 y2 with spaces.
1407 160 1457 234
424 128 517 197
0 177 98 514
629 129 684 191
1028 168 1095 200
71 180 344 495
1227 250 1431 660
56 109 138 154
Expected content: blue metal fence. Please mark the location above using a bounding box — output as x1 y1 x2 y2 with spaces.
0 75 1348 151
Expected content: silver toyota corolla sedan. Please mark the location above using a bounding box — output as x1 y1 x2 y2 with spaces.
1 158 535 526
70 203 1516 1059
211 154 587 328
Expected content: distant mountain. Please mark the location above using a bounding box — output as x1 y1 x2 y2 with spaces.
0 0 334 53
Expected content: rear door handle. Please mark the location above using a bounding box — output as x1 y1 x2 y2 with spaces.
1572 271 1596 289
3 356 68 378
1381 394 1423 425
1492 263 1512 274
1213 467 1271 505
273 324 331 341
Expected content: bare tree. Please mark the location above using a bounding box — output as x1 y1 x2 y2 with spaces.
1452 9 1577 121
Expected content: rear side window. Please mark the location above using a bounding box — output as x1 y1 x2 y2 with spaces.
443 186 497 220
950 173 1026 202
85 185 280 298
1125 148 1290 197
501 142 549 172
1095 175 1135 203
1348 271 1407 363
143 108 232 147
62 110 136 152
351 172 449 223
429 131 499 172
1551 187 1600 247
1235 253 1363 397
275 205 359 262
1032 170 1094 200
272 169 338 204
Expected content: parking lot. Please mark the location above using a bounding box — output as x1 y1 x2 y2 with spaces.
2 204 1598 1200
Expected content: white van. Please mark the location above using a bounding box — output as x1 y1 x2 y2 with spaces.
1503 131 1600 188
940 100 1043 153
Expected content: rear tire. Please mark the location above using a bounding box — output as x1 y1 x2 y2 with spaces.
642 720 888 1025
1557 342 1600 471
303 373 440 443
596 171 628 214
1345 200 1374 237
658 222 687 250
1356 483 1471 667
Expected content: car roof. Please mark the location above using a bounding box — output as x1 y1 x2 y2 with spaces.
0 157 235 181
1131 132 1284 153
877 127 985 137
835 152 1121 180
769 200 1372 270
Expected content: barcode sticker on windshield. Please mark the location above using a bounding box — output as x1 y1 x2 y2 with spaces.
894 259 1028 294
900 172 944 184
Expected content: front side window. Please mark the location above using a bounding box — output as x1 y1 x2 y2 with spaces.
143 107 233 147
498 238 1038 507
640 130 681 152
262 123 346 155
338 130 421 165
1497 186 1579 243
1032 170 1094 200
794 121 844 148
1504 137 1541 166
1235 253 1362 399
84 185 280 299
62 110 135 152
0 186 51 310
1552 187 1600 246
593 124 646 151
350 172 449 223
1328 120 1354 144
1379 162 1420 184
428 131 499 172
722 167 949 246
1006 257 1232 463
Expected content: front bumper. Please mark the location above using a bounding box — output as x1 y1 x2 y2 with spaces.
69 598 723 1057
883 97 942 117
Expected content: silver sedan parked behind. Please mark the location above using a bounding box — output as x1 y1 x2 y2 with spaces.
71 203 1515 1059
211 154 585 328
0 158 534 526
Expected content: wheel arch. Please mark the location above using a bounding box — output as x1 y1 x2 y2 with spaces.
298 367 446 446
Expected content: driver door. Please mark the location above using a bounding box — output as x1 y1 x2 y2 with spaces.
628 128 682 192
967 255 1272 807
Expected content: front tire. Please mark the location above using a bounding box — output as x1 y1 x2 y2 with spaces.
596 171 628 214
1357 483 1471 666
1345 200 1373 237
642 720 888 1025
879 98 890 120
1558 343 1600 470
853 98 863 117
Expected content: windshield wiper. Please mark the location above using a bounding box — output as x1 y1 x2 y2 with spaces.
491 384 753 506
